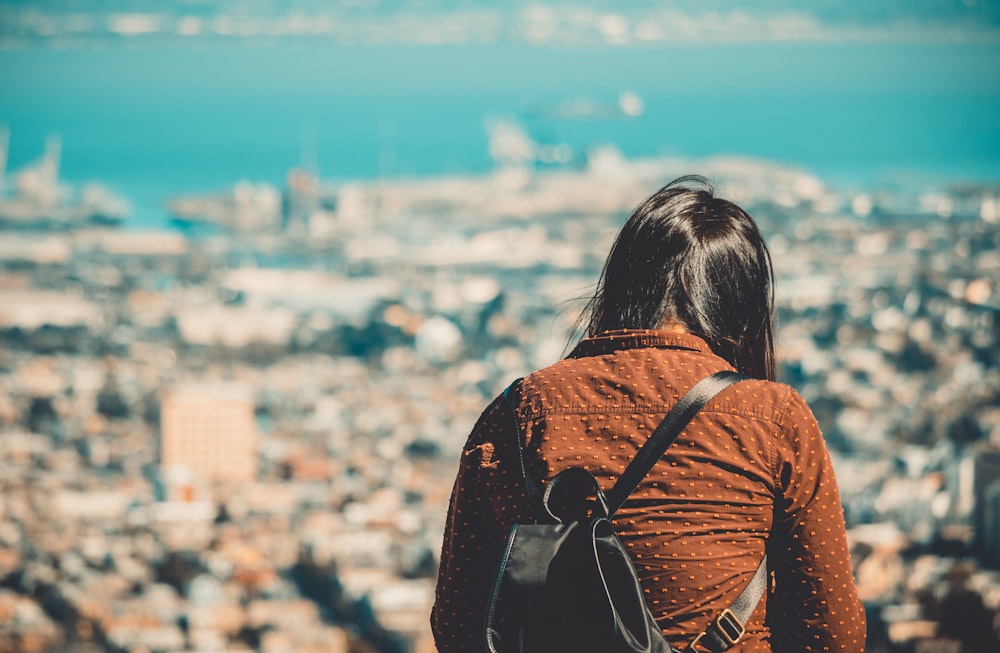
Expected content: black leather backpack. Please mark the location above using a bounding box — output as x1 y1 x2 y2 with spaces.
484 371 768 653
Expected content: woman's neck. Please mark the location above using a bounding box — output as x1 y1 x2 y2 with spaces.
659 320 688 334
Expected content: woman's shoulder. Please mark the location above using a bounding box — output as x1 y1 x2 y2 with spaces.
709 376 813 428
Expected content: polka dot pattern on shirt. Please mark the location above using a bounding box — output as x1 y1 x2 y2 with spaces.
432 330 866 653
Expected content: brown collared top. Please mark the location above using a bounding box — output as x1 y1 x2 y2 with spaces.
432 330 866 652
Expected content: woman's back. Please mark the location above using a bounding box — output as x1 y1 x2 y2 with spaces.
512 330 864 651
433 329 865 651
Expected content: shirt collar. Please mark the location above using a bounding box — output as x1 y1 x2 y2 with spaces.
567 329 714 359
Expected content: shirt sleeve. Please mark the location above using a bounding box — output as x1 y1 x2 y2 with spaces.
431 393 532 652
767 388 867 652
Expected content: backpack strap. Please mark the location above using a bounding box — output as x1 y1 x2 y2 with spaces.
605 370 746 515
502 378 540 500
684 555 769 653
599 369 769 652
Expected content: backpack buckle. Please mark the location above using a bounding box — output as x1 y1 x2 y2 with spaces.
711 608 745 646
687 608 746 652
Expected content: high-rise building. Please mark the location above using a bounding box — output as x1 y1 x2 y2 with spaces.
160 382 257 486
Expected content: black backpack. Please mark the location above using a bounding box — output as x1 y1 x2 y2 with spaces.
484 371 769 653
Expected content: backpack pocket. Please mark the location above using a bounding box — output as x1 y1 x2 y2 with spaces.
484 469 674 653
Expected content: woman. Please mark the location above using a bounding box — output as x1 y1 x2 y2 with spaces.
432 176 866 652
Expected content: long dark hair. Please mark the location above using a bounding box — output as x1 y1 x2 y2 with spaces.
580 175 776 381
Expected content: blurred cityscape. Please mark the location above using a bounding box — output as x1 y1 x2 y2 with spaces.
0 124 998 653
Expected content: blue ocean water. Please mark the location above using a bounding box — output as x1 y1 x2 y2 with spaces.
1 40 999 226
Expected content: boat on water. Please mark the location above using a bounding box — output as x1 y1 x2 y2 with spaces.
0 130 131 230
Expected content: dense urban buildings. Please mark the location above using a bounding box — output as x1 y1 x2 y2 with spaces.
0 147 998 653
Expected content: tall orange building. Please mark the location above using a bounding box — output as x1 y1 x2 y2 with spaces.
160 382 257 486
